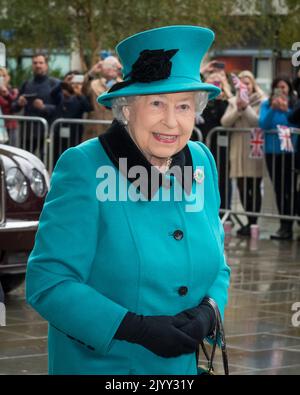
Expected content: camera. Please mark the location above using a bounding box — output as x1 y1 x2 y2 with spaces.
72 75 84 84
213 61 225 70
273 88 283 98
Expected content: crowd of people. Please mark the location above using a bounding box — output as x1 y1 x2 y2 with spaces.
0 53 122 148
1 54 300 240
198 61 300 241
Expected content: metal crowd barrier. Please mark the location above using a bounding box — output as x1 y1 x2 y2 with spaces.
206 126 300 223
2 114 299 224
48 118 112 173
0 114 204 174
191 126 203 142
0 115 49 164
48 119 203 173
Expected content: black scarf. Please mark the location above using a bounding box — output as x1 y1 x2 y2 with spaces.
99 120 194 200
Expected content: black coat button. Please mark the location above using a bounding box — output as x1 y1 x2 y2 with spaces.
178 286 188 296
173 230 184 240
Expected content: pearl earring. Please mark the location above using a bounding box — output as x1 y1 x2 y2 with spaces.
124 120 128 125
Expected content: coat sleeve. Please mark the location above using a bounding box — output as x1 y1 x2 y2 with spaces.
220 97 240 127
197 143 231 322
259 99 293 130
241 104 259 126
26 146 128 355
11 81 27 113
39 103 57 118
259 99 275 129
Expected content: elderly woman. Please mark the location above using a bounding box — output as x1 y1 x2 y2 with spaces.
26 26 230 375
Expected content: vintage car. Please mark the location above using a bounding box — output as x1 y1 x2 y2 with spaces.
0 144 49 293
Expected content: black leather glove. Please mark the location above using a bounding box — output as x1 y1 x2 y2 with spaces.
114 312 198 358
174 303 216 343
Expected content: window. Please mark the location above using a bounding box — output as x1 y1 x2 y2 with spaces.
255 58 272 93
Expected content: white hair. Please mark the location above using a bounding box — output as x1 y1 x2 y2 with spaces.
111 91 209 125
102 56 120 70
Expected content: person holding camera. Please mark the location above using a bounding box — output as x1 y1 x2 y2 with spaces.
12 54 59 122
197 70 232 211
50 71 93 165
81 56 122 141
259 76 298 240
288 93 300 238
51 71 92 120
221 71 266 236
12 54 60 157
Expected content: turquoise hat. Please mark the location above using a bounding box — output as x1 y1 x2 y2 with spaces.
97 25 221 108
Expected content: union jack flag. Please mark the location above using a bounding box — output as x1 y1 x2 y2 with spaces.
249 128 264 159
277 125 294 153
231 73 249 103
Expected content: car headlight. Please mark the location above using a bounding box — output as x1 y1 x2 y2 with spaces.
30 169 46 197
5 167 29 203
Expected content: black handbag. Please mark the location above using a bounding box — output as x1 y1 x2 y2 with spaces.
197 297 229 375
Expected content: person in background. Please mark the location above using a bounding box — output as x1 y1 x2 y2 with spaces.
197 71 232 211
288 96 300 239
200 71 232 141
0 67 18 145
12 54 60 157
221 71 266 236
200 59 226 81
259 76 298 240
51 70 92 120
292 69 300 99
12 54 59 122
81 56 122 141
0 106 8 143
50 71 93 165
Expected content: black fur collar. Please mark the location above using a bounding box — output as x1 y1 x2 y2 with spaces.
98 120 194 200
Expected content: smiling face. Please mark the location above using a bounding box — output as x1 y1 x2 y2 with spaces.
123 92 196 164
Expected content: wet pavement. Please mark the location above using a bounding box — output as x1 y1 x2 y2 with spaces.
209 236 300 375
0 236 300 375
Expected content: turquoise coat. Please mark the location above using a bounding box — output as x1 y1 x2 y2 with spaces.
26 121 230 375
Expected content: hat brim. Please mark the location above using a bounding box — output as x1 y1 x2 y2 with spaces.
97 78 221 108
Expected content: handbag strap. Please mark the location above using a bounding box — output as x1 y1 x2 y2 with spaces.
200 297 229 375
